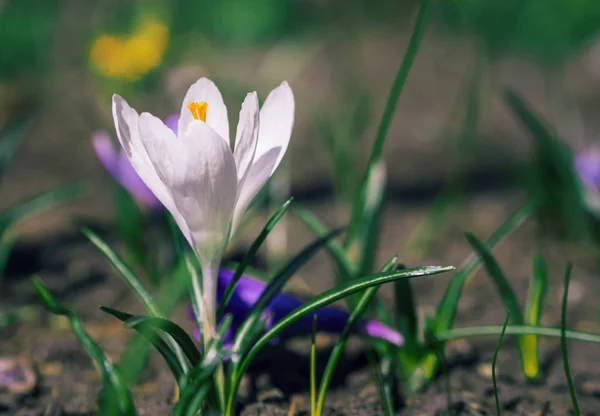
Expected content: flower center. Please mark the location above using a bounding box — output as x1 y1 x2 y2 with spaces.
187 101 208 122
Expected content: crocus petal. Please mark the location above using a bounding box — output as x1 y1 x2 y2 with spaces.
92 131 120 178
113 95 191 242
362 321 403 346
233 92 260 189
255 81 294 172
231 147 280 232
178 78 230 146
230 82 294 231
166 119 238 260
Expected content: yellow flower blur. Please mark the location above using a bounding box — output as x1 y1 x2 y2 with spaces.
90 19 169 81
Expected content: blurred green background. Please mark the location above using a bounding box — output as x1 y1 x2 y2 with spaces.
2 0 600 241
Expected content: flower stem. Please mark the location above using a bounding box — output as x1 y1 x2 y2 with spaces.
201 260 218 344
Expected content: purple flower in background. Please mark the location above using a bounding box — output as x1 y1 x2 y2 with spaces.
190 268 403 347
92 114 179 209
575 147 600 213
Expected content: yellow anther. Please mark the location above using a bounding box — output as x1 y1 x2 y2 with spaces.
187 101 208 122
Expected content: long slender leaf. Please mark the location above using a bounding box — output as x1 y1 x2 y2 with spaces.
465 232 524 324
232 228 344 354
218 197 293 318
316 257 398 416
493 313 510 416
84 228 189 372
99 306 185 383
521 253 548 381
100 306 200 367
32 278 135 415
435 199 534 332
0 110 31 176
225 264 454 415
293 206 355 280
561 262 580 416
345 0 433 248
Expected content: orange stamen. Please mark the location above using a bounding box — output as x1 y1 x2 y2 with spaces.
187 101 208 122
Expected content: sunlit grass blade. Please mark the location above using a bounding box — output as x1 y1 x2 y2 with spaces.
315 257 398 416
218 197 293 319
465 232 524 324
493 312 510 416
0 183 86 229
310 315 317 416
345 0 433 250
521 253 548 382
293 206 355 280
0 109 31 176
100 306 200 367
435 199 534 332
225 265 454 416
99 306 185 384
232 228 344 354
32 277 135 415
83 228 189 372
561 262 580 416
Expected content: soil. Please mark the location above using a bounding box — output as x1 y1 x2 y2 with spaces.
2 194 600 415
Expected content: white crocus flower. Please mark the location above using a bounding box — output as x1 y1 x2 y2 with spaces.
112 77 294 330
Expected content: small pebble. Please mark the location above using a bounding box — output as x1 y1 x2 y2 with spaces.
0 356 37 395
477 362 493 380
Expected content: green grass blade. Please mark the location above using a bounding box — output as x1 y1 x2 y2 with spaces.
394 268 418 352
435 324 600 344
345 0 433 249
316 257 397 416
218 197 293 319
561 262 580 416
100 306 200 367
521 253 548 381
0 109 31 176
225 265 454 415
32 278 136 415
310 315 317 416
84 228 189 373
0 183 86 228
293 206 355 280
84 228 162 317
465 232 524 324
435 199 534 332
99 306 185 383
232 228 343 354
493 312 510 416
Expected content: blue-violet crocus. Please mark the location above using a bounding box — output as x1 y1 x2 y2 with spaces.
190 268 403 347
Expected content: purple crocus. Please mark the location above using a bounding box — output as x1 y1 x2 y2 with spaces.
575 147 600 212
190 268 403 347
92 114 179 209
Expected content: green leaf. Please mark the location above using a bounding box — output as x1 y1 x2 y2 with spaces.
435 199 535 332
0 183 86 229
521 253 548 382
0 109 31 176
344 0 433 249
316 257 398 416
465 232 524 324
232 228 344 354
293 206 355 281
218 197 293 319
561 262 580 416
310 315 317 416
84 228 190 373
100 306 200 368
493 312 510 416
99 306 185 384
32 278 136 415
225 264 454 415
